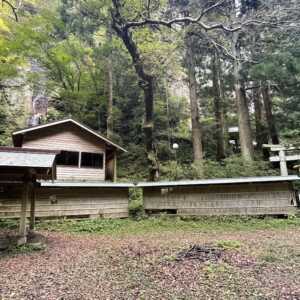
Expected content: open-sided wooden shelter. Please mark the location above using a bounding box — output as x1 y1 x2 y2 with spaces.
0 147 58 244
138 176 299 216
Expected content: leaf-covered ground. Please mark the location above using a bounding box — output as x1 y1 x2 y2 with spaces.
0 219 300 299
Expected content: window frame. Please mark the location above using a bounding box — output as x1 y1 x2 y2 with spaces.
56 150 80 167
80 151 105 170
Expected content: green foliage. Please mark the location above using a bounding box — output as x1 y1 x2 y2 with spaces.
203 262 232 279
38 218 127 234
159 155 278 180
0 93 26 145
34 215 300 236
0 0 300 179
260 249 280 263
128 188 145 219
160 160 186 180
0 219 18 229
216 240 241 250
13 243 46 253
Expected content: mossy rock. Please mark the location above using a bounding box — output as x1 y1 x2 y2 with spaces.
0 237 9 251
27 232 47 250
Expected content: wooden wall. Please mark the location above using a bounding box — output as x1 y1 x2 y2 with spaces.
143 182 298 216
0 186 129 219
22 123 106 181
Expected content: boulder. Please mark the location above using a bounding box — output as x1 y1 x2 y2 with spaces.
0 237 9 251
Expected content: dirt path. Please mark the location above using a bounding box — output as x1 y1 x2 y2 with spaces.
1 229 300 299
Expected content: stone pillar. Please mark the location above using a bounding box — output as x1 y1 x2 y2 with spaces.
279 149 288 176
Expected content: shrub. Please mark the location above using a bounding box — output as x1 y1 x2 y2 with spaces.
159 155 278 180
128 188 145 219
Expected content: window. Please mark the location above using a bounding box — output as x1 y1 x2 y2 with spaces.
81 152 103 169
56 151 79 166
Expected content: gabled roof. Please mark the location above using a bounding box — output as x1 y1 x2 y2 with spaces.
12 119 127 152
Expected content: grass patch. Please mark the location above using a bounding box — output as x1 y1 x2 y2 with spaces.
13 243 46 253
0 219 18 229
0 242 46 258
260 244 300 264
216 240 241 250
203 262 233 279
32 215 300 236
261 252 280 263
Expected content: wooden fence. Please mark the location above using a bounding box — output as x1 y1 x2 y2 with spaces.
0 177 299 220
0 185 129 219
142 182 298 216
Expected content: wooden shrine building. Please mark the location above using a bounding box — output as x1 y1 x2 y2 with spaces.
12 118 127 182
0 119 132 220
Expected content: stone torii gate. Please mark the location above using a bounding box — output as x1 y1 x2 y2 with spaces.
263 144 300 176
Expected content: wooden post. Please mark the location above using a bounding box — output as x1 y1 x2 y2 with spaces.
279 149 288 176
113 152 117 182
18 181 29 245
29 183 35 231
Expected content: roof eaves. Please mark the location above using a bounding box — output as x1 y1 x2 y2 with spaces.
0 152 56 169
39 180 134 188
13 119 127 152
12 118 72 135
0 146 60 155
136 176 300 187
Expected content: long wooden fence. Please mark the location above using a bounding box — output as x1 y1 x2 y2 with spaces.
138 178 299 216
0 177 299 219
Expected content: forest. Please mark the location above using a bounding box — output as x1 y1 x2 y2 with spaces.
1 0 300 181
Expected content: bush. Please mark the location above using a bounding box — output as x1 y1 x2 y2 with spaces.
159 155 278 180
160 160 186 180
128 188 145 219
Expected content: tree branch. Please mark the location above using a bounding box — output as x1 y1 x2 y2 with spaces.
123 0 242 32
2 0 18 22
199 0 228 19
125 17 241 32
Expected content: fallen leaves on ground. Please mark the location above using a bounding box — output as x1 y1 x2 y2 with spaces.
0 228 300 299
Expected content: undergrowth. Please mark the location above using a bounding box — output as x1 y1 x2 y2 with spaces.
32 215 300 236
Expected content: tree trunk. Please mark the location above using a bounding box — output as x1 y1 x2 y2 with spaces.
186 36 203 163
106 25 113 139
261 83 279 145
111 11 159 180
106 57 113 138
252 86 269 158
252 86 264 149
212 53 226 160
232 31 254 161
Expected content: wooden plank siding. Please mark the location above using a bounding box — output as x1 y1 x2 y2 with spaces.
22 123 106 181
0 186 129 219
143 182 298 216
